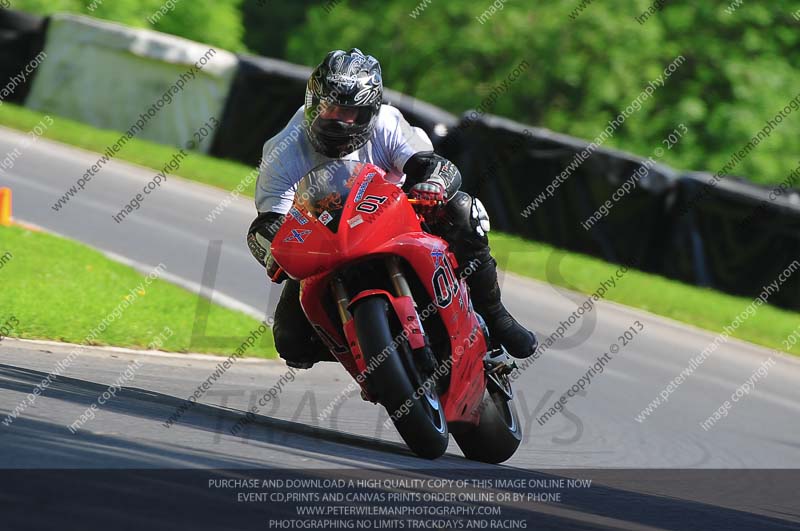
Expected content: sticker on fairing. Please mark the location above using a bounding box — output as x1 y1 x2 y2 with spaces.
431 249 445 268
288 207 309 225
284 229 311 243
353 174 375 202
318 210 333 225
347 215 364 228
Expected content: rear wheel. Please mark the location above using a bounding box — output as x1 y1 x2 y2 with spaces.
453 379 522 464
352 296 449 459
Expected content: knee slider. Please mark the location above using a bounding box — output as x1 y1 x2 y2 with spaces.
443 191 474 229
444 191 491 239
471 197 491 237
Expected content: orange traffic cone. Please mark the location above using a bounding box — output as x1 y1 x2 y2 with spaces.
0 188 11 226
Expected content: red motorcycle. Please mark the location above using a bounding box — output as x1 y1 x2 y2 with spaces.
270 160 521 462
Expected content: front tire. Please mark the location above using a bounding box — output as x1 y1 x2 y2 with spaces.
352 296 449 459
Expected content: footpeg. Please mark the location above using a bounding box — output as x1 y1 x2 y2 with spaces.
484 348 517 376
484 348 515 400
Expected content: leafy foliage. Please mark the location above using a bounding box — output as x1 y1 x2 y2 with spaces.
240 0 320 58
285 1 800 185
11 0 800 184
11 0 246 52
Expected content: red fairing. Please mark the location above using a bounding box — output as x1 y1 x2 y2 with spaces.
348 290 426 351
272 164 420 281
270 162 489 425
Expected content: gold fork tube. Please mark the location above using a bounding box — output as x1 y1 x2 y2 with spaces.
387 256 412 299
331 277 351 324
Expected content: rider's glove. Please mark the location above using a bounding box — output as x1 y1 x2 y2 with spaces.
266 253 288 284
247 212 288 283
410 180 447 217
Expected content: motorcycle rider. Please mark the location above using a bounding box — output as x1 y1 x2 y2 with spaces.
247 48 537 369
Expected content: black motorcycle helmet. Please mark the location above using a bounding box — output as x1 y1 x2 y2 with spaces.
305 48 383 157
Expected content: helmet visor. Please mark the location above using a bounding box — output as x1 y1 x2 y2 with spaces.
318 104 374 126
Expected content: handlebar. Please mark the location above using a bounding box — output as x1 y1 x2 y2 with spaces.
407 197 445 207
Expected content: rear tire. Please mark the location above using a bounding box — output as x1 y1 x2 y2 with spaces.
453 389 522 464
353 296 449 459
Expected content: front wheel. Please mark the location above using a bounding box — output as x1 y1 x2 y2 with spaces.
352 296 449 459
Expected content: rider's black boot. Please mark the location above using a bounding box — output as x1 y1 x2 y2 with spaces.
466 258 538 359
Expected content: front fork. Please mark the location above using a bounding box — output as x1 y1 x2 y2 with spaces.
385 257 438 375
331 256 418 326
331 257 438 379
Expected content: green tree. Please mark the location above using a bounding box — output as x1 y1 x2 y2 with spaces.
11 0 246 52
240 0 321 58
286 0 800 185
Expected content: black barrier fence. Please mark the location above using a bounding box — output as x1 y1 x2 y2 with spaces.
0 8 47 106
443 112 800 312
669 172 800 310
439 113 678 272
209 55 309 166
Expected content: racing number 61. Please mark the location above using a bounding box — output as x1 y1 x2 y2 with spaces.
433 255 459 308
355 195 387 213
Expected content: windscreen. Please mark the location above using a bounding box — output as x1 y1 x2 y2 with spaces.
294 160 366 232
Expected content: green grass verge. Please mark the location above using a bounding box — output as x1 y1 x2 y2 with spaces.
490 232 798 354
0 103 253 193
0 225 275 358
2 103 798 355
